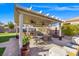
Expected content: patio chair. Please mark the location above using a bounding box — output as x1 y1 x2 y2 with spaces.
72 37 79 45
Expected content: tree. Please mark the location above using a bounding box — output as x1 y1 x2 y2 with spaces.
8 22 14 32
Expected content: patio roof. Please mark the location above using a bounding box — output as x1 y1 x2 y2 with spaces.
14 5 63 53
14 6 62 27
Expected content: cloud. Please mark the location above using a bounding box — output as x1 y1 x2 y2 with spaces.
32 5 52 9
32 5 79 11
54 7 70 10
72 6 79 8
0 3 4 4
52 6 79 11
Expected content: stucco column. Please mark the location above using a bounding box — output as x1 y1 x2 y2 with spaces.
15 24 18 34
59 22 62 40
19 14 23 55
27 25 29 34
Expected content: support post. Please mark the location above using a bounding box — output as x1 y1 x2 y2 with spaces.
59 22 62 40
15 24 18 34
27 25 29 35
19 14 23 55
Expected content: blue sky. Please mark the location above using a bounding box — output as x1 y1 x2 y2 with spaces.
0 3 14 24
0 3 79 24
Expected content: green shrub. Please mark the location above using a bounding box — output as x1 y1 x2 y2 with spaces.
76 24 79 34
0 48 5 56
22 35 31 45
62 23 79 36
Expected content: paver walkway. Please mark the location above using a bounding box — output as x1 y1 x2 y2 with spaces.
0 38 19 56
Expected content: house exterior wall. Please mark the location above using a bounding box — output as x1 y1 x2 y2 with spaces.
66 18 79 25
68 22 79 24
0 26 4 33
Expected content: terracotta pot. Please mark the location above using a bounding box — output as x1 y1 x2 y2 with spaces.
21 42 30 56
21 48 30 56
59 36 62 40
23 42 30 48
24 49 30 56
23 44 27 47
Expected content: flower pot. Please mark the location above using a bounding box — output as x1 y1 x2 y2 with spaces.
23 44 27 47
59 36 62 40
21 47 30 56
16 35 19 39
23 42 30 48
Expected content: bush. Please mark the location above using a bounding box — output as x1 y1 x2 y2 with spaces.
22 35 29 45
22 35 31 45
62 23 79 36
76 24 79 34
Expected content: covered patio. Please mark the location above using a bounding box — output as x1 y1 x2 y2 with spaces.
14 5 64 56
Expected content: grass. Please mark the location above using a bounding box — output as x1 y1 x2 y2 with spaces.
0 33 17 43
0 47 5 56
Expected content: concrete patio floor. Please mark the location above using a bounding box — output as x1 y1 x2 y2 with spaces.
29 36 79 56
29 38 63 56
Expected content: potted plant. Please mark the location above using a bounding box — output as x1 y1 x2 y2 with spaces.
21 35 31 56
16 34 19 39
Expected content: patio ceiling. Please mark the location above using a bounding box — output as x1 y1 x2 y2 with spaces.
14 6 62 27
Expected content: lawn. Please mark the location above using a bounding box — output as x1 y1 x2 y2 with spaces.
0 33 17 43
0 47 5 56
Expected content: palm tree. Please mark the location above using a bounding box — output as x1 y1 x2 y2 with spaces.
8 22 14 32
